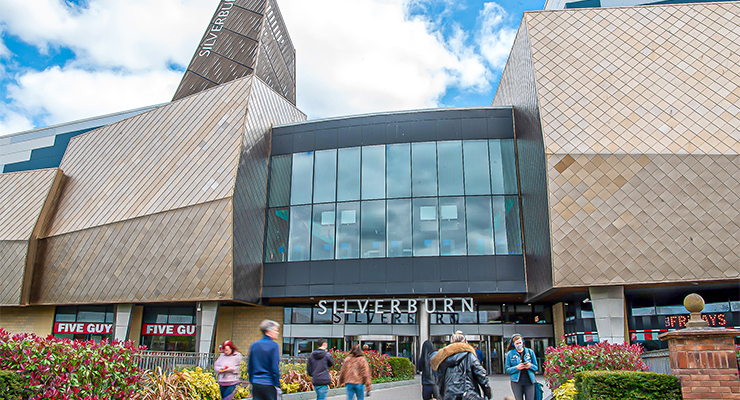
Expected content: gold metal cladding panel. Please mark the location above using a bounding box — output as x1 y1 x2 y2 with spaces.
549 153 740 286
526 2 740 155
0 169 59 240
0 241 27 305
33 198 234 305
48 77 253 237
233 78 306 302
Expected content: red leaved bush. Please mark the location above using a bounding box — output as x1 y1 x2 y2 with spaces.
544 340 648 390
329 349 393 379
0 328 144 400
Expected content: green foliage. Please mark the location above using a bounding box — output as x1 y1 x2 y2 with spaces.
329 349 393 379
544 340 648 390
0 370 27 400
553 379 577 400
388 357 414 380
574 370 682 400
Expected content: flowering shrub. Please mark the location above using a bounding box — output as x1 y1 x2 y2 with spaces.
329 349 392 379
233 386 250 399
182 367 219 400
553 379 577 400
544 341 648 390
0 328 143 400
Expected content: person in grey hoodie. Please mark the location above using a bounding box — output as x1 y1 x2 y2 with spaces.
307 339 335 400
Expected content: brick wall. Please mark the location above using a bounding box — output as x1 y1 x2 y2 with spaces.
216 306 284 354
0 306 55 335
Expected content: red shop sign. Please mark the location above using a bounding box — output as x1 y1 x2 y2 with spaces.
53 322 114 335
142 324 197 336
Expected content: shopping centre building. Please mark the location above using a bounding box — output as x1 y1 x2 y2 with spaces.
1 0 738 374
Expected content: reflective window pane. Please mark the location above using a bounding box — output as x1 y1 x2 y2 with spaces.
489 140 505 195
437 141 464 196
464 140 491 195
499 139 519 195
361 200 386 258
494 196 523 254
313 149 337 203
362 145 386 200
311 203 335 260
77 306 106 323
337 148 361 201
290 152 314 205
413 198 439 256
439 197 466 255
336 202 360 259
268 155 291 208
466 196 494 255
265 208 289 263
288 205 312 261
412 142 437 197
386 143 411 198
387 199 412 257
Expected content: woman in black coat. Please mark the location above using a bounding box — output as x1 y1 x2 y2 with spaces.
431 334 492 400
418 340 441 400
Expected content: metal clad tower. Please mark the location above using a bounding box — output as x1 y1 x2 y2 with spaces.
173 0 296 104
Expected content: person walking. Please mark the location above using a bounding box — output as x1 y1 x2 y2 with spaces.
474 344 484 364
307 339 335 400
431 334 492 400
417 340 440 400
339 345 372 400
214 340 243 400
248 320 282 400
504 334 539 400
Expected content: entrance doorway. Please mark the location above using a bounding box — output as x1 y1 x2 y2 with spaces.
352 335 417 361
431 335 504 375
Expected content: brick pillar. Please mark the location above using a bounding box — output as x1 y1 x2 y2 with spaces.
660 329 740 399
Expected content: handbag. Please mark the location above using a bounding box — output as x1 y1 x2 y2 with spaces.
534 381 544 400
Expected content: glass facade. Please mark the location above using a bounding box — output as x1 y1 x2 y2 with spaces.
141 306 197 352
53 305 114 342
265 140 521 262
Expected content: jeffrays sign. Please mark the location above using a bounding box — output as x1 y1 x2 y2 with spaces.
317 297 474 315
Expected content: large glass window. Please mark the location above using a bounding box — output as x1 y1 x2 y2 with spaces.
492 139 518 195
362 145 385 200
54 305 114 342
386 143 411 198
337 147 361 201
412 142 438 197
290 152 314 205
464 140 492 195
361 200 386 258
311 203 336 260
387 199 412 257
437 141 464 196
336 202 360 259
439 197 466 255
494 196 523 254
268 155 291 208
313 149 337 204
413 198 439 256
265 208 289 262
466 196 494 255
288 205 311 261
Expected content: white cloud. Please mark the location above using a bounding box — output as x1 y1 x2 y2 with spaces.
6 67 181 125
279 0 492 119
0 0 216 71
477 2 517 70
0 109 33 137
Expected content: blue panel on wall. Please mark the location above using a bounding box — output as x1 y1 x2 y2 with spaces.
2 127 97 173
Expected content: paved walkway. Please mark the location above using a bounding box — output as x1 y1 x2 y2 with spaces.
326 375 552 400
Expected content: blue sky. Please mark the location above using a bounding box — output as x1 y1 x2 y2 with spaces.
0 0 545 136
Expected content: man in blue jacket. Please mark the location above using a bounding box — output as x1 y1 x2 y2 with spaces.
248 320 281 400
307 339 334 400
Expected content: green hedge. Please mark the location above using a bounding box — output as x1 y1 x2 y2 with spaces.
0 370 26 400
388 357 415 380
574 370 682 400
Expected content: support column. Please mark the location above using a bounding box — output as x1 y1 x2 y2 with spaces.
418 304 430 346
589 286 625 343
552 303 565 343
196 301 219 354
113 304 134 341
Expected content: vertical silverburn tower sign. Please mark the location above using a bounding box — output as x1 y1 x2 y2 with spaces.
173 0 296 104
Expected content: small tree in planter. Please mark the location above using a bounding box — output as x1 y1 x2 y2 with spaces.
544 340 648 390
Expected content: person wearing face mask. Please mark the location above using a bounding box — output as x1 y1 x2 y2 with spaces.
504 334 538 400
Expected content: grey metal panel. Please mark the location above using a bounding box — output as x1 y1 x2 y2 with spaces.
410 120 436 142
309 285 334 296
391 325 419 336
310 261 335 285
413 257 440 282
469 282 497 293
315 129 339 150
366 325 393 335
497 281 527 292
270 134 293 155
436 119 462 140
440 257 467 282
344 325 369 335
454 324 480 334
292 131 315 152
360 259 386 283
468 256 496 281
496 256 525 281
285 285 309 297
487 117 515 139
286 263 310 285
386 122 411 144
334 260 360 284
337 126 362 148
440 282 469 294
414 282 441 294
361 124 386 146
461 118 487 139
283 324 292 337
431 326 454 336
358 283 386 295
386 283 412 294
288 325 337 338
385 258 412 282
264 264 287 286
332 325 345 337
478 325 505 336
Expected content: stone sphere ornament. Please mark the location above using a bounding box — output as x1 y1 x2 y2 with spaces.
684 293 708 328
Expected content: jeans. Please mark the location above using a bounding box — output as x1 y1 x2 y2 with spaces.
219 384 236 400
346 383 365 400
511 381 535 400
252 384 277 400
315 385 328 400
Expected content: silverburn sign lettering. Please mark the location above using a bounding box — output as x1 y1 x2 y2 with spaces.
198 0 235 57
317 298 474 315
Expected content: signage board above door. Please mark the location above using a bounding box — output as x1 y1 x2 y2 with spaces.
317 297 474 315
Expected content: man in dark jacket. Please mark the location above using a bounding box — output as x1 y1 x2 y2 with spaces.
248 320 281 400
307 339 334 400
431 335 492 400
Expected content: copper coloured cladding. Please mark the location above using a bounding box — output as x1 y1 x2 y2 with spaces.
173 0 296 105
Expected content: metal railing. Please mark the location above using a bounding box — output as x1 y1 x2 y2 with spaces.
641 349 671 375
136 351 216 372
